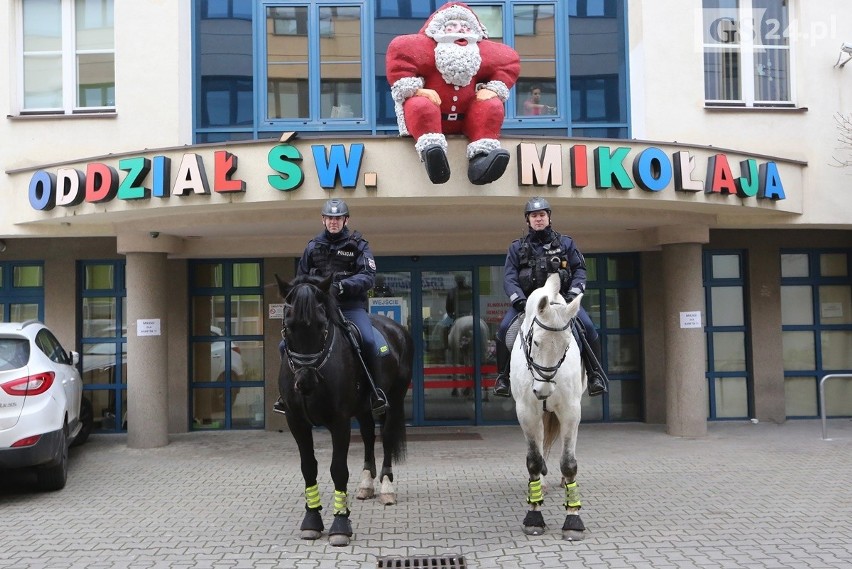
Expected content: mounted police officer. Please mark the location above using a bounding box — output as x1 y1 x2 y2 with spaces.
274 198 388 415
493 197 608 398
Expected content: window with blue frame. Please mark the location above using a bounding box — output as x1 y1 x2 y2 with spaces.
193 0 629 141
78 261 127 433
189 260 266 430
703 251 752 420
0 262 44 322
780 250 852 419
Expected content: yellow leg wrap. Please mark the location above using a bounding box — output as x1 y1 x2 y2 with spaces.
305 484 321 510
564 481 582 509
527 478 544 505
333 489 349 516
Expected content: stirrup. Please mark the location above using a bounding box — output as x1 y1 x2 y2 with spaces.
371 388 389 415
493 374 511 398
587 374 607 397
273 398 287 415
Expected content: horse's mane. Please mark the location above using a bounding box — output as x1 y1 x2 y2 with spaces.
287 274 344 327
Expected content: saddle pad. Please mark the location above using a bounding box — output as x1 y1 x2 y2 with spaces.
346 322 390 357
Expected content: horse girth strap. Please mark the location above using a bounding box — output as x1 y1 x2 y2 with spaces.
522 314 574 382
285 325 335 373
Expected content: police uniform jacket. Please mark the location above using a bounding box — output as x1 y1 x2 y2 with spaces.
298 227 376 310
504 226 587 307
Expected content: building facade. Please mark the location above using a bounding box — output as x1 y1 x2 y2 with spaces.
1 0 850 447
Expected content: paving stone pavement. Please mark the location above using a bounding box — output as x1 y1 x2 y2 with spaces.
2 419 851 569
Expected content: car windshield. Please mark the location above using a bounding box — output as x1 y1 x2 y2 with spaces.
0 338 30 371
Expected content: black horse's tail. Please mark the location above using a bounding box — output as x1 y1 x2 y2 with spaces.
380 323 414 464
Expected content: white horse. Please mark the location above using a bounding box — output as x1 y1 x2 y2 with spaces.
510 273 588 540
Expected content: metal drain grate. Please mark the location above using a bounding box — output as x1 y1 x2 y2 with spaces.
376 555 467 568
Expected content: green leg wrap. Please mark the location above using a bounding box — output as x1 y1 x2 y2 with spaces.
564 481 582 509
305 484 321 510
527 478 544 505
333 489 350 516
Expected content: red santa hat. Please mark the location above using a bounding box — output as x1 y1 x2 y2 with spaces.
421 2 488 41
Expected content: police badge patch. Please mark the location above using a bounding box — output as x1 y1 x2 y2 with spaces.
368 258 376 271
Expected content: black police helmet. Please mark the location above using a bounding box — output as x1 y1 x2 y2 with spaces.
321 198 349 217
524 197 551 217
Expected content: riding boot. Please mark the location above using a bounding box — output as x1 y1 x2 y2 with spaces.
364 351 389 415
273 396 287 415
586 336 608 397
493 340 512 397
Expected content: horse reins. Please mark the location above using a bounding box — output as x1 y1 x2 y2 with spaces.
522 302 574 383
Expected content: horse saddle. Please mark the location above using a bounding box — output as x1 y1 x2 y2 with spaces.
345 320 391 358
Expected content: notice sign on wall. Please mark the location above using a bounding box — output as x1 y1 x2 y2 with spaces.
679 311 702 329
137 319 161 336
269 303 284 319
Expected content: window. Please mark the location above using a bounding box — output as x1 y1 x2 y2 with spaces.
781 250 852 418
704 252 752 420
263 2 365 127
190 260 265 430
194 0 630 140
0 263 44 322
18 0 115 114
702 0 792 107
78 261 126 433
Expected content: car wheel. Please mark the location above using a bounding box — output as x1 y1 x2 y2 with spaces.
72 397 94 447
37 427 68 492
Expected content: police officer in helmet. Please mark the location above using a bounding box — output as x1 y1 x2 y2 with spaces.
274 198 388 415
493 197 608 398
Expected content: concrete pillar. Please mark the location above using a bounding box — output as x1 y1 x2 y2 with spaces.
118 232 182 448
125 252 169 448
748 239 786 423
658 226 709 437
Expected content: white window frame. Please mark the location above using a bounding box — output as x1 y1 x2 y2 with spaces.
15 0 115 115
702 0 795 108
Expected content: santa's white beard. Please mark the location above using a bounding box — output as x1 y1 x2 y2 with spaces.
433 40 482 87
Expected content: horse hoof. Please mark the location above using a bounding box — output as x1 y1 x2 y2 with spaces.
356 487 375 500
562 530 585 541
522 525 546 536
300 529 322 540
379 493 396 505
329 515 353 547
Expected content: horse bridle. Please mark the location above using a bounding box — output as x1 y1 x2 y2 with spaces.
521 303 574 383
281 286 335 374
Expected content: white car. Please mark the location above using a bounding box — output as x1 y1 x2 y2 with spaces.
0 321 92 491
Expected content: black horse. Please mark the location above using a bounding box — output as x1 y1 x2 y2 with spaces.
275 273 413 546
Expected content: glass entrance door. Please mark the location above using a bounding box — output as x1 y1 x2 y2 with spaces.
375 257 513 426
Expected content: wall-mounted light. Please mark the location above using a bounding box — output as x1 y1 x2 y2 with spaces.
0 240 6 253
834 42 852 68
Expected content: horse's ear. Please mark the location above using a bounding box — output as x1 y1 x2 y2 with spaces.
567 293 583 317
274 273 291 299
537 295 549 314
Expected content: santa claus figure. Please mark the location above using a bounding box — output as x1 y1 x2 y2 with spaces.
386 2 521 185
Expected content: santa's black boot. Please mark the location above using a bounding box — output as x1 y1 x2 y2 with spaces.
422 144 451 184
468 148 510 185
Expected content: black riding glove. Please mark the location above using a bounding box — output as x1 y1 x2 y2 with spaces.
558 269 571 288
513 299 526 313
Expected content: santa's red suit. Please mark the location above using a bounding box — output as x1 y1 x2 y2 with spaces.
386 2 520 184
